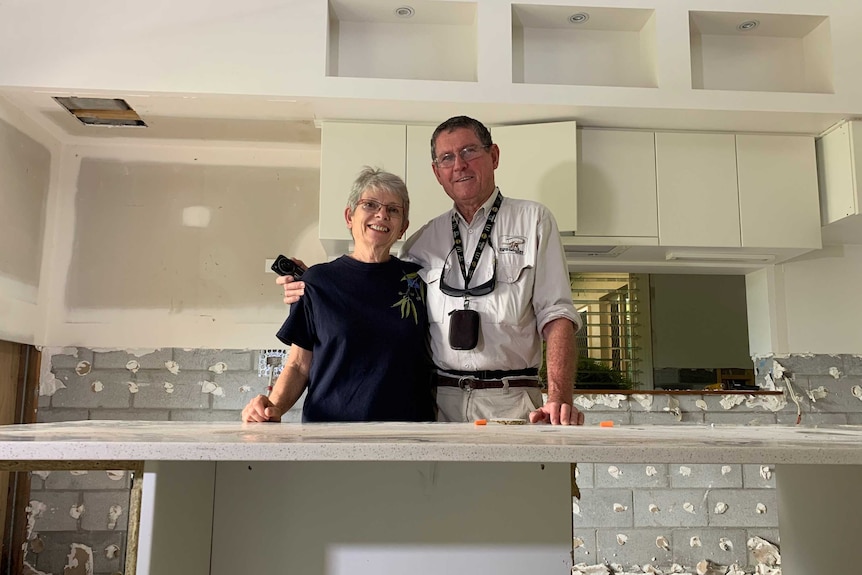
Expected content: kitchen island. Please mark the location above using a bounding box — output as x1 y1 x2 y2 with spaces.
3 420 861 574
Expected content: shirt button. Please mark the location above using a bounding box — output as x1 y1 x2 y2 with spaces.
465 364 472 369
468 229 474 234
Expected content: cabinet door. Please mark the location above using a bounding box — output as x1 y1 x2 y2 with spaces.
737 134 821 249
577 129 657 237
492 121 578 231
405 125 453 235
655 132 740 247
319 122 406 240
816 123 858 225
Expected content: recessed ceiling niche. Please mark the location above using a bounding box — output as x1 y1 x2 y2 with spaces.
326 0 477 82
689 11 833 93
512 5 657 88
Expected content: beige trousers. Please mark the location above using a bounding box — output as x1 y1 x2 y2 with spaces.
435 386 543 422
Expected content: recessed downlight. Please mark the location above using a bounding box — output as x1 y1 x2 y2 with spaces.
738 19 759 31
568 12 590 24
394 6 414 18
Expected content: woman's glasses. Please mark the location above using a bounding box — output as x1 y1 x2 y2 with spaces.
358 199 404 218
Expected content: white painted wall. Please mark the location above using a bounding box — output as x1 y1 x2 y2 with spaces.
41 141 326 349
0 97 60 344
747 245 862 355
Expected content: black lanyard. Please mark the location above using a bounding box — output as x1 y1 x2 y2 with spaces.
450 192 503 289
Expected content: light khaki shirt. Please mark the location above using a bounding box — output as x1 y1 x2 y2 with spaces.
401 188 581 374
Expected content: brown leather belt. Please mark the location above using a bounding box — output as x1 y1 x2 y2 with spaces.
437 374 541 390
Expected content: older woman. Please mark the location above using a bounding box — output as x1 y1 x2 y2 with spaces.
242 167 435 422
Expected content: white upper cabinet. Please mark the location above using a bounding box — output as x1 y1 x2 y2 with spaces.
405 125 454 233
319 122 406 242
655 132 740 247
576 129 657 238
492 121 578 231
817 121 862 225
737 134 821 249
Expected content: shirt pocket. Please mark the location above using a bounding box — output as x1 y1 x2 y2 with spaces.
479 261 533 326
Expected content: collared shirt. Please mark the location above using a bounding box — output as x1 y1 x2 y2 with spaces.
401 188 581 374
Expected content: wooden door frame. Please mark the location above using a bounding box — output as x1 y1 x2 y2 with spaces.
0 343 40 574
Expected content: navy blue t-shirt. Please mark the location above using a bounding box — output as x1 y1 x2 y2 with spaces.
276 256 434 422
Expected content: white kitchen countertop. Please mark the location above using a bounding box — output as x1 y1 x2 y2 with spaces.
2 420 862 464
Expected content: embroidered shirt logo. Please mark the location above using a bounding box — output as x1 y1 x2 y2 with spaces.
499 235 526 255
392 272 426 324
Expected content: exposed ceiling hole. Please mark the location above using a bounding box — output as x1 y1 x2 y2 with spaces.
737 19 759 31
568 12 590 24
53 96 147 127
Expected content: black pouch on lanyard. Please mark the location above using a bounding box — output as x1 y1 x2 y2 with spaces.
448 309 480 350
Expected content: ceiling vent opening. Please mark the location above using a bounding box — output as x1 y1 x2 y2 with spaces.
53 97 146 127
564 244 629 258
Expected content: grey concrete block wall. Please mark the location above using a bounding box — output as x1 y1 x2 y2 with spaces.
29 349 862 574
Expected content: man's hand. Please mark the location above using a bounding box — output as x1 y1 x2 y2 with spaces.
275 258 307 304
241 394 285 423
529 401 584 426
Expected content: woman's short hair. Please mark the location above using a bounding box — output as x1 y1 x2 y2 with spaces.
346 166 410 219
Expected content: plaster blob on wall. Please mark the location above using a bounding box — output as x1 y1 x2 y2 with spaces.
748 536 781 567
106 470 125 481
127 382 139 394
718 537 733 551
645 465 658 477
573 536 585 549
91 381 103 393
70 504 84 519
572 501 581 516
720 395 745 409
26 500 47 539
756 503 767 514
125 360 140 373
65 543 94 575
683 502 696 514
613 503 628 512
852 385 862 400
208 362 228 374
632 394 653 410
649 503 660 513
616 533 628 545
655 535 670 551
760 465 773 481
201 381 225 396
105 544 120 559
807 386 829 402
695 399 708 411
75 361 91 376
828 366 842 379
721 466 732 476
714 502 728 514
607 466 622 479
679 466 692 477
107 504 123 529
32 471 50 480
664 396 682 421
165 360 180 374
164 382 175 393
690 536 702 547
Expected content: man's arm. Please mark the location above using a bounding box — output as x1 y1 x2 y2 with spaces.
241 344 312 422
529 318 583 425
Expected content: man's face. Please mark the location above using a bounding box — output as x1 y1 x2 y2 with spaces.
431 127 499 208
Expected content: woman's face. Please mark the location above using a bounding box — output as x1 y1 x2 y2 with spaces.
344 187 409 254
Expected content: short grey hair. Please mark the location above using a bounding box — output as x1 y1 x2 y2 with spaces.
346 166 410 219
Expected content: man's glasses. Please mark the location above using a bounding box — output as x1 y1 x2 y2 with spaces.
434 144 490 169
439 246 497 297
357 198 405 219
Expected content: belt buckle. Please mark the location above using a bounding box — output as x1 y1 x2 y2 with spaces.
457 376 477 390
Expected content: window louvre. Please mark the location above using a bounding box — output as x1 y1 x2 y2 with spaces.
570 273 644 388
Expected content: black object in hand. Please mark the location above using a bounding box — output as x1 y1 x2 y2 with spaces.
271 255 305 279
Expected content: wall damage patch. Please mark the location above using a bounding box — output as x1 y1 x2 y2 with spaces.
64 543 94 575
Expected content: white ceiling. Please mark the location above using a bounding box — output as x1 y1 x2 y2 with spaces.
0 86 851 146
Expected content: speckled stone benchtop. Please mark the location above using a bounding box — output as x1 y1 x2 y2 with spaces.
1 420 861 464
